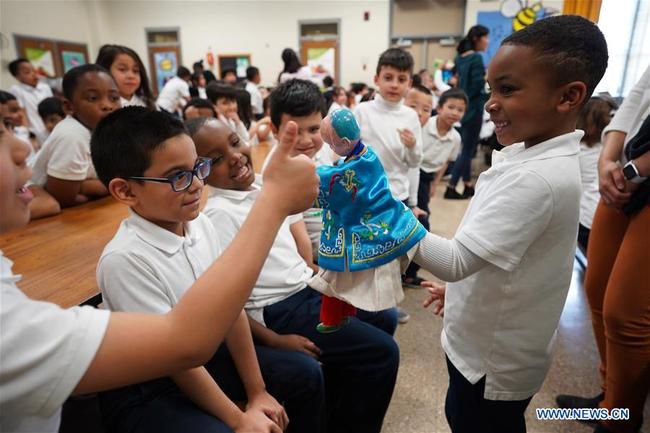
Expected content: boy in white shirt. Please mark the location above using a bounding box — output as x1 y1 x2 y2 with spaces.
8 58 53 144
92 107 322 433
354 48 425 296
156 66 191 116
31 64 119 208
188 115 400 433
0 105 319 432
412 15 609 433
246 66 264 119
402 86 466 285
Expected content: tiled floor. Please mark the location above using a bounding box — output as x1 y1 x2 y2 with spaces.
382 183 650 433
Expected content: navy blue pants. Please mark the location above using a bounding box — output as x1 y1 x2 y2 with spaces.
445 356 532 433
264 287 400 433
100 344 324 433
449 112 483 187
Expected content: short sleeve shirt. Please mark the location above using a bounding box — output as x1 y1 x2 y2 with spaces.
0 252 109 432
30 116 95 186
442 131 583 400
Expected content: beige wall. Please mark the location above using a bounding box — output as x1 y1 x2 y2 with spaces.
1 0 390 89
392 0 465 36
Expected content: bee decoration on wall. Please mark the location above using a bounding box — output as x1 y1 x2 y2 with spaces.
500 0 560 32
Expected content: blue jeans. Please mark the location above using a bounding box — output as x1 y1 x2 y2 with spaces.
100 344 324 433
449 112 483 187
445 356 532 433
264 287 399 433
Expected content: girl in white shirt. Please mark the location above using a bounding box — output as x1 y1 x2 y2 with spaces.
96 44 155 109
278 48 316 84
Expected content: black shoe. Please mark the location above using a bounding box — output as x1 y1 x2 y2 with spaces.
593 425 613 433
462 186 475 197
556 392 604 426
444 186 468 200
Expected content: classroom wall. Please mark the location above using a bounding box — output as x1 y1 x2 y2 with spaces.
463 0 565 31
1 1 388 90
0 0 107 88
392 0 465 36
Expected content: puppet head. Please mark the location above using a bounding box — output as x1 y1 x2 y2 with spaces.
321 108 360 156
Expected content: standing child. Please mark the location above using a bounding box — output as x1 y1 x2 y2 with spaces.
245 66 264 119
414 15 608 433
156 66 192 116
8 58 53 144
354 48 424 307
96 44 155 109
30 64 120 208
0 109 318 433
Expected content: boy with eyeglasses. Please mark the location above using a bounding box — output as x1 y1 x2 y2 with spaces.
92 107 323 433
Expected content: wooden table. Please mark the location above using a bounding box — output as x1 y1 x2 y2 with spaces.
0 197 127 308
1 142 273 308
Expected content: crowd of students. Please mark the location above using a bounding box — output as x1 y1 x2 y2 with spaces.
0 13 648 433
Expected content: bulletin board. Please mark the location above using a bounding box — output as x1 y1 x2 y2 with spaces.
14 34 89 77
217 54 251 79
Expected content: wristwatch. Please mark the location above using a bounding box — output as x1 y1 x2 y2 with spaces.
622 160 646 184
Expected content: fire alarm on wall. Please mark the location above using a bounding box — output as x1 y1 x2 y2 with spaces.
364 11 370 21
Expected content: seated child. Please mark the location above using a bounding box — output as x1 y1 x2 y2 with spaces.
405 86 466 232
92 107 322 433
310 108 426 332
156 66 191 116
0 107 319 433
8 57 53 144
0 92 60 219
37 97 65 136
415 15 609 433
206 82 249 140
189 115 399 433
30 64 119 208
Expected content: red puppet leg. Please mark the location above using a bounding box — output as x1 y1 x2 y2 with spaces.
342 302 357 318
317 295 346 333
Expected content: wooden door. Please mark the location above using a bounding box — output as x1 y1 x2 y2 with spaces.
300 39 339 84
148 45 182 95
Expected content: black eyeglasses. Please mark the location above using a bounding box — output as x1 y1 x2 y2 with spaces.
129 157 212 192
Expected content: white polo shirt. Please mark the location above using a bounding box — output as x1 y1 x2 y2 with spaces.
0 251 109 433
156 76 190 114
97 210 221 314
245 81 264 115
30 116 96 187
203 177 312 321
120 94 146 108
9 81 53 144
354 94 423 204
442 131 583 401
421 115 461 174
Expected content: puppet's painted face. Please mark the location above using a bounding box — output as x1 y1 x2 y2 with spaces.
321 109 360 157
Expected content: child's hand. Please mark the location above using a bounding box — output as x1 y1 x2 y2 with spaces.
411 206 428 220
262 121 319 216
422 281 445 316
398 128 416 148
247 391 289 431
233 407 282 433
273 333 321 359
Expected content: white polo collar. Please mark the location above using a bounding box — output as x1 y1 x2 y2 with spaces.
425 116 454 141
206 175 261 202
126 209 199 254
491 130 583 170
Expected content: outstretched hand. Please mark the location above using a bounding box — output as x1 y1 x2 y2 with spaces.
422 281 445 316
262 121 319 216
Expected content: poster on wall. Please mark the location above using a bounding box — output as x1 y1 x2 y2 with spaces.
477 0 559 65
307 47 334 78
25 47 56 77
61 51 87 73
218 54 251 79
154 50 178 93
